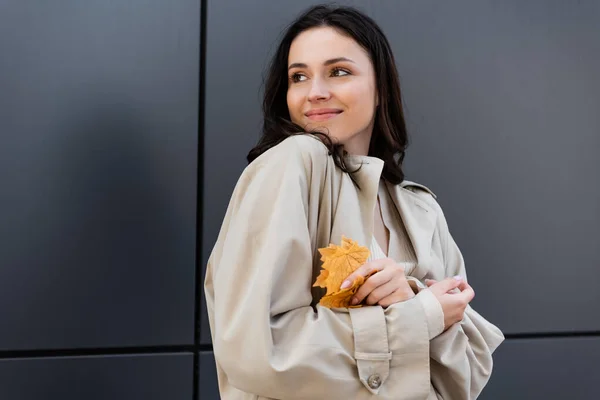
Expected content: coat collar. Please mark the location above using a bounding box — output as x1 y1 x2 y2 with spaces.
385 181 438 278
331 155 438 279
331 155 383 254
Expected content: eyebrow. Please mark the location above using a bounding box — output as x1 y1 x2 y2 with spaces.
288 57 356 70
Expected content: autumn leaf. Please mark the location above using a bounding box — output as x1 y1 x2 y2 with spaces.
318 270 378 308
313 236 374 308
313 269 329 288
313 236 370 295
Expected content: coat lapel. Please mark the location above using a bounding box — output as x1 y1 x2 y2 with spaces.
329 156 384 251
385 181 438 279
326 155 438 280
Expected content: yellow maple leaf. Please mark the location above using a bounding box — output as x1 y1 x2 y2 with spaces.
318 270 378 308
312 236 374 308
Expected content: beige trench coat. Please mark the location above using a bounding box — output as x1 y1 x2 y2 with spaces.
204 135 504 399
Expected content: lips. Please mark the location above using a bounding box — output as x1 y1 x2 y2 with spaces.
305 108 343 121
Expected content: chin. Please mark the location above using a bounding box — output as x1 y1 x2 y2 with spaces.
306 121 339 133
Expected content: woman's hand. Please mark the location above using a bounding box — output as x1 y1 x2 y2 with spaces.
425 277 475 332
341 258 415 308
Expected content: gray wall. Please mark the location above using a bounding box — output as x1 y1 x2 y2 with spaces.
0 0 199 398
1 1 598 399
201 1 600 399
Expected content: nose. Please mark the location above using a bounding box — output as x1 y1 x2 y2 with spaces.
308 78 331 102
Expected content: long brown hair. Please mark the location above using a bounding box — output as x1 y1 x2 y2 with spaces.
247 4 410 185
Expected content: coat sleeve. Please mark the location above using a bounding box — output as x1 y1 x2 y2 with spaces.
426 198 505 399
204 138 435 399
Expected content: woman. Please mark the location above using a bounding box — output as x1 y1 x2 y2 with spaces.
204 4 504 399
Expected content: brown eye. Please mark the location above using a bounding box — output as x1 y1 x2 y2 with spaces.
331 68 350 77
290 73 307 83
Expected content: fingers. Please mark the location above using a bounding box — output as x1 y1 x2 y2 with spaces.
378 287 415 308
425 279 437 287
456 281 475 303
361 280 398 305
426 277 471 293
429 276 463 296
351 268 394 304
341 258 400 289
364 280 406 306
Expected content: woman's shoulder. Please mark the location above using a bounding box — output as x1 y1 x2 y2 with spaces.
397 179 446 216
247 134 330 174
397 180 450 227
262 134 329 160
228 134 330 210
399 180 437 199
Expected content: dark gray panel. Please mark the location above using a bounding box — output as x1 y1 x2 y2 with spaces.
0 353 193 399
0 0 199 349
202 0 600 338
199 351 220 400
482 337 600 399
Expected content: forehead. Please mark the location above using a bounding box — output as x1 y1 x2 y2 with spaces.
288 26 370 65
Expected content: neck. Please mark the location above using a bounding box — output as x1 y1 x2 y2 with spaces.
342 131 372 156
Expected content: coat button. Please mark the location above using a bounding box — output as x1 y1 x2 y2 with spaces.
367 373 382 389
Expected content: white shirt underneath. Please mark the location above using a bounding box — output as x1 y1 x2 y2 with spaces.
368 235 387 262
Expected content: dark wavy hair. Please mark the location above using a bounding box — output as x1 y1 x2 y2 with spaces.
247 4 410 185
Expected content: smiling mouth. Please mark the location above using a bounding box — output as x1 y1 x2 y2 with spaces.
305 111 343 121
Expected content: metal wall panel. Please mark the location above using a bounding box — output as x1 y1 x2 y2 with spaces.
0 0 200 350
481 337 600 399
199 351 220 400
0 353 193 400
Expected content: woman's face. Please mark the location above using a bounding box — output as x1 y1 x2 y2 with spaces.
287 27 378 156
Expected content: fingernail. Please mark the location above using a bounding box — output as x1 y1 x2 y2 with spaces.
351 297 359 305
341 280 351 289
453 275 463 281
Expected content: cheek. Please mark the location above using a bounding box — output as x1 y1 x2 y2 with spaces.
337 78 373 105
286 89 303 121
341 82 376 118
